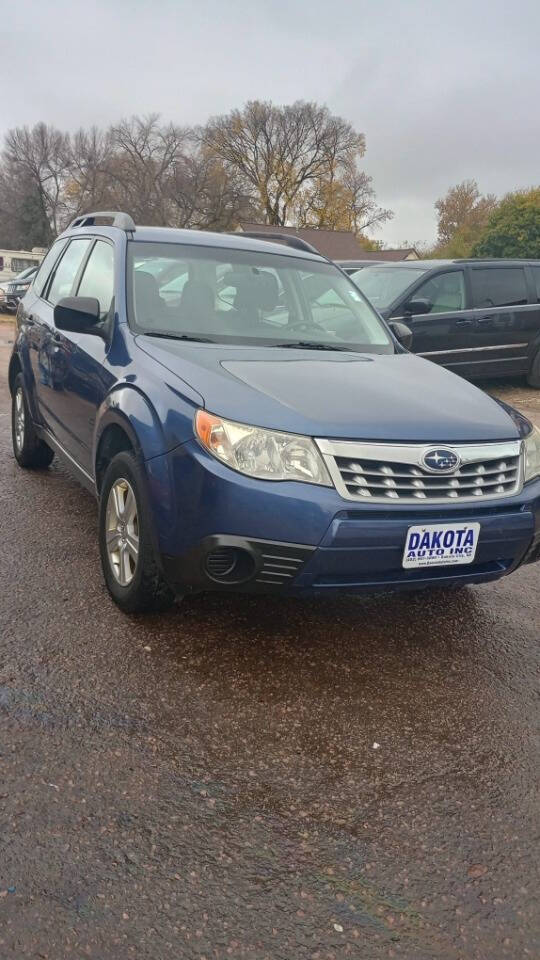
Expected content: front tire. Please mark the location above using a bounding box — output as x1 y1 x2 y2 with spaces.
11 372 54 469
527 348 540 388
98 451 175 614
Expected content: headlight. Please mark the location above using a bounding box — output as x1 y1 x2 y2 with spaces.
195 410 331 486
524 425 540 483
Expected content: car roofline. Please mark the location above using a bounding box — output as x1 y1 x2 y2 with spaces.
57 219 327 264
359 258 540 269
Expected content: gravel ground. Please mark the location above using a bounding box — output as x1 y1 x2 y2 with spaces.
1 318 539 959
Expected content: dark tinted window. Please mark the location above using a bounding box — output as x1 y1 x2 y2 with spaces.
33 239 69 297
47 239 92 306
531 266 540 303
77 240 114 316
471 267 527 308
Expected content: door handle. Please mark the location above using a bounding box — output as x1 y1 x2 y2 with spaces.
477 316 493 325
456 318 474 326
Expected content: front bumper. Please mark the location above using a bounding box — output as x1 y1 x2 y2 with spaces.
146 439 540 595
0 290 20 312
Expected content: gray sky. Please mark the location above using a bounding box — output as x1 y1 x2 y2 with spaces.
2 0 539 246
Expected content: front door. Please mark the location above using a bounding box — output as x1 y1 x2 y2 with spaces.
392 269 478 373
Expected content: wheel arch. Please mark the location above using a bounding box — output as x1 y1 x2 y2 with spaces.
93 385 170 493
95 421 136 492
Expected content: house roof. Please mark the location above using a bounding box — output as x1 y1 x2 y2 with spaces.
237 223 366 260
357 248 420 262
237 223 419 262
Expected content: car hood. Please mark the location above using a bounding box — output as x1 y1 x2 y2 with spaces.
137 338 520 443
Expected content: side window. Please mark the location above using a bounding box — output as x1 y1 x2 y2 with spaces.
530 266 540 303
471 268 527 308
47 239 92 306
413 271 465 313
77 241 115 316
33 239 69 298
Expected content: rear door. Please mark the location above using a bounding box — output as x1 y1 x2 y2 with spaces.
391 268 477 365
44 238 116 473
33 237 93 449
23 238 76 427
468 264 537 377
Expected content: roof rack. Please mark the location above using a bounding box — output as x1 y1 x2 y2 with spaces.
68 211 136 232
236 230 321 256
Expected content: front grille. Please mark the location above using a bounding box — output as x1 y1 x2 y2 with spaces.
317 439 522 504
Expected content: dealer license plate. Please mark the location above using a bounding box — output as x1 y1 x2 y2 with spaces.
402 522 480 569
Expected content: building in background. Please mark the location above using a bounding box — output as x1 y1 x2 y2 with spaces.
236 223 419 262
0 247 45 285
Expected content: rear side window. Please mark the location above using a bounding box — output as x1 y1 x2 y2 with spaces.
77 240 115 317
33 239 69 298
47 239 92 306
471 267 527 308
530 265 540 303
413 270 465 313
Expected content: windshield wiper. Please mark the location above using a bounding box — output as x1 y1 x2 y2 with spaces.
270 340 351 352
143 332 215 343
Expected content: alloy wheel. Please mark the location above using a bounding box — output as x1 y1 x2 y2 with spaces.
105 478 140 586
14 387 25 452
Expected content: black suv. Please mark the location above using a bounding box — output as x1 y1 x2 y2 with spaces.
351 259 540 386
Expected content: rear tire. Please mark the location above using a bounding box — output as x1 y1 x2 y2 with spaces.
98 450 175 614
11 372 54 469
526 348 540 388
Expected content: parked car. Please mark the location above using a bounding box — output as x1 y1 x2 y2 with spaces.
336 259 384 274
9 212 540 613
0 265 39 313
350 259 540 387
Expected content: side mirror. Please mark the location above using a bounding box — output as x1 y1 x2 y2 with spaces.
388 320 413 350
54 297 101 335
403 297 431 316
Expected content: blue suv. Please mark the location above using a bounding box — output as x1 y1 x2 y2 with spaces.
8 212 540 612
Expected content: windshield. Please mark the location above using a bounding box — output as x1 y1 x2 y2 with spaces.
14 266 37 281
127 242 394 353
351 265 428 310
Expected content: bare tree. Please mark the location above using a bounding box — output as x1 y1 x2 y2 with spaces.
3 123 72 240
106 115 191 224
66 126 116 217
0 104 390 249
200 100 365 226
169 146 255 230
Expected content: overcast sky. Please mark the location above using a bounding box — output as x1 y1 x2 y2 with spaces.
2 0 539 246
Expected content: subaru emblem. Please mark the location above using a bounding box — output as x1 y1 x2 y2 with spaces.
421 448 460 473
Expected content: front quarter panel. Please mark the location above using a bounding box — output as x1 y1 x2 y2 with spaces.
95 375 203 467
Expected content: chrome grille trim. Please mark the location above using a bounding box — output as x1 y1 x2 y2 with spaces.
316 439 523 504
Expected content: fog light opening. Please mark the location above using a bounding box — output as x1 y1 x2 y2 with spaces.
204 546 256 584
